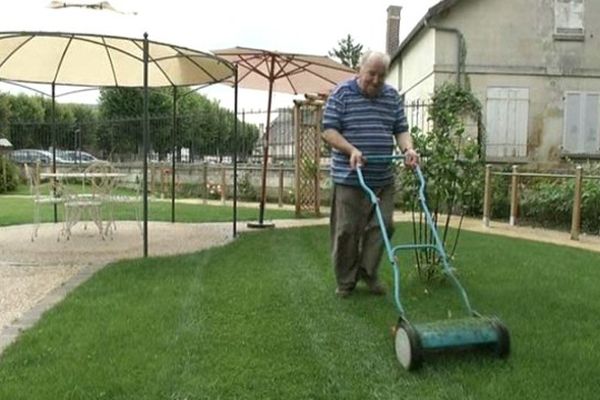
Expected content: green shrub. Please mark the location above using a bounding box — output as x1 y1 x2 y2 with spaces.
520 175 600 234
490 166 511 220
237 172 257 202
0 156 19 193
396 83 484 281
581 178 600 233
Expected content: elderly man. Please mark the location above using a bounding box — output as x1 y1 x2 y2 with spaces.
322 50 419 298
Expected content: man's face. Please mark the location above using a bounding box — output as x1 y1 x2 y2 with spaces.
358 58 386 98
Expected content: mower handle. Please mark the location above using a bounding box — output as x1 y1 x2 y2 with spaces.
361 154 426 197
356 154 474 316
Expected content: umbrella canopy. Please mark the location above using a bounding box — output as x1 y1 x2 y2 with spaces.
0 31 233 87
213 46 355 227
0 31 236 256
213 46 356 95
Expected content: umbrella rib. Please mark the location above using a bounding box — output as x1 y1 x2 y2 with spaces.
101 36 119 86
271 55 339 94
52 34 74 84
235 55 272 80
284 58 344 85
271 56 299 94
0 79 51 97
130 39 176 86
155 48 231 84
0 35 35 70
63 34 143 61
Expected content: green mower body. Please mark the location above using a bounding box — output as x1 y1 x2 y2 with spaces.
357 156 511 371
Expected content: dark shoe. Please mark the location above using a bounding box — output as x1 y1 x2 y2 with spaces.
367 281 386 295
335 287 353 298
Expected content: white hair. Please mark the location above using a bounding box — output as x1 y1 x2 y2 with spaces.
359 50 391 70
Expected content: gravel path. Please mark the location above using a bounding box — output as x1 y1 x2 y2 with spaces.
0 221 235 333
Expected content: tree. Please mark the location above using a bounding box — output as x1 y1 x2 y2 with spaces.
98 88 259 162
98 87 172 159
6 94 45 149
0 93 11 139
329 34 364 70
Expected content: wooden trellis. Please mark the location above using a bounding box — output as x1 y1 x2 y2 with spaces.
294 96 324 217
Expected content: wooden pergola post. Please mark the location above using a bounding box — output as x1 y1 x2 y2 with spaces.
509 165 519 226
483 164 492 227
570 165 583 241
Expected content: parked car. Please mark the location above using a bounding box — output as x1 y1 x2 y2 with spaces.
9 149 70 164
56 150 100 164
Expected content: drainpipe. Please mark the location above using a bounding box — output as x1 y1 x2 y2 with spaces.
424 19 464 87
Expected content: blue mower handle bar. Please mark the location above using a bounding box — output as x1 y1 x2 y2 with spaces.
360 155 428 212
356 154 475 317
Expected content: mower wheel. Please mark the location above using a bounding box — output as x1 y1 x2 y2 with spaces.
491 319 510 358
394 319 423 370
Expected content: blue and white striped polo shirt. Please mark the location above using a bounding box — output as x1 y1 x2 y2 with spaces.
323 78 408 187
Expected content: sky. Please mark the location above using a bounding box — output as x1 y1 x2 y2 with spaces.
0 0 440 111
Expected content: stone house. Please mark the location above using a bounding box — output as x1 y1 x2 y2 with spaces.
386 0 600 166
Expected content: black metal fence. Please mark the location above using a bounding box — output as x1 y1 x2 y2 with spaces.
405 100 432 134
4 101 432 203
6 108 299 166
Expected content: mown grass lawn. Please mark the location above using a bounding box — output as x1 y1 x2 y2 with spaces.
0 224 598 399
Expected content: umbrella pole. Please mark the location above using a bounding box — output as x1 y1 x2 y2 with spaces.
142 33 149 258
248 76 275 229
233 67 239 237
51 83 58 223
171 86 177 223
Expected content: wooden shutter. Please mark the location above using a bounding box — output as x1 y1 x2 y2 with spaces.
486 87 529 158
563 92 600 153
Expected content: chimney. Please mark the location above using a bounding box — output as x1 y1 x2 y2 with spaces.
386 5 402 56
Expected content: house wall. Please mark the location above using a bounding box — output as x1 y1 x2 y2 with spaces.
393 0 600 164
437 0 600 75
389 29 437 104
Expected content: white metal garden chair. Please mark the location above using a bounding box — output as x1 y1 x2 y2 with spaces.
84 161 140 238
24 163 65 241
103 173 142 238
59 162 109 240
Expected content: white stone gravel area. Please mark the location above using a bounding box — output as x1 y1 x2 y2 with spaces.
0 264 82 331
0 221 236 333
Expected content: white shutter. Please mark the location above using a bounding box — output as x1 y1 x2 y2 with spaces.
563 92 600 154
584 94 599 152
486 87 529 158
486 88 504 157
563 93 581 152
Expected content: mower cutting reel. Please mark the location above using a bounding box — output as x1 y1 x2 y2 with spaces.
357 154 511 370
394 316 510 370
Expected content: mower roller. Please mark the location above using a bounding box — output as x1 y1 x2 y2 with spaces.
356 154 510 371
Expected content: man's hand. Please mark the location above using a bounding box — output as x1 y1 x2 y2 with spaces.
403 148 419 168
321 129 365 170
349 148 364 169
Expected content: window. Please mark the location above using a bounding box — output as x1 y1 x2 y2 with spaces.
563 92 599 154
486 87 529 158
554 0 584 40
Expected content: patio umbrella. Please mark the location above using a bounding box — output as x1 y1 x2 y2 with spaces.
0 31 232 87
213 46 356 227
0 31 235 256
